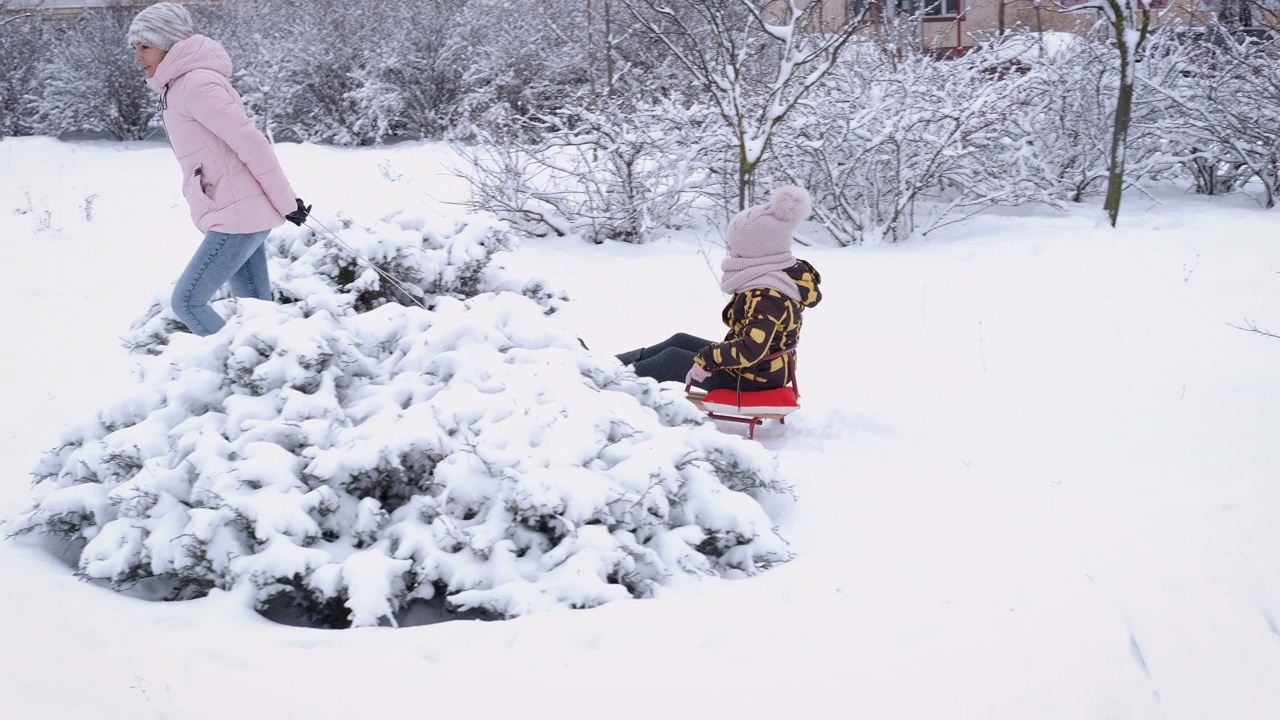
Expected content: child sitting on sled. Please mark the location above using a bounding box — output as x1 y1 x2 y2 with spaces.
615 185 822 392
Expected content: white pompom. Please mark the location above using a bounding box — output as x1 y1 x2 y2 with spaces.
768 185 812 224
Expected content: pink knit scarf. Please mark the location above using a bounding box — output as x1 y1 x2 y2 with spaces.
719 252 800 301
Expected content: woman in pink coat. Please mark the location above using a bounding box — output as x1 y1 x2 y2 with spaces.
128 3 309 336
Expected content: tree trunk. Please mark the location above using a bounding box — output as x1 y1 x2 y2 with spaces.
1102 0 1148 228
605 0 616 95
1103 66 1133 227
587 0 597 97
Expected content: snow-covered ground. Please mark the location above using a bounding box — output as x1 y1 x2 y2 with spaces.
1 137 1278 719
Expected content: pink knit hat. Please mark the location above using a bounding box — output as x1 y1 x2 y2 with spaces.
726 186 812 259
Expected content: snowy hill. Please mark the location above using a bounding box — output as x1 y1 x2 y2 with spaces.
1 138 1278 718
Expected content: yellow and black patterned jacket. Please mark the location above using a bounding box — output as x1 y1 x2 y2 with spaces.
694 259 822 388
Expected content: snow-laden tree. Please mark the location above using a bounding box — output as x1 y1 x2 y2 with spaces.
8 209 793 628
1006 31 1122 203
962 29 1169 206
195 0 302 144
775 36 1064 244
1138 23 1280 207
0 2 45 137
460 96 717 244
620 0 871 209
262 0 377 145
198 0 598 145
27 7 157 140
349 0 470 141
448 0 597 140
200 0 407 145
1186 43 1280 208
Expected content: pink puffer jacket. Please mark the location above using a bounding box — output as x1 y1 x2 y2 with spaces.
147 35 296 234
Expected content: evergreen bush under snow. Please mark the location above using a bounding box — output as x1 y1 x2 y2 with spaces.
8 209 793 628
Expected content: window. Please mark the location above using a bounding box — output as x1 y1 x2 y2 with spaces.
847 0 883 19
898 0 961 17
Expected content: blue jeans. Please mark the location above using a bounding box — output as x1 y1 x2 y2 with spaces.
172 229 273 336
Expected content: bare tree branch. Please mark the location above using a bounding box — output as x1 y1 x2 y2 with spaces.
1228 319 1280 340
0 0 41 27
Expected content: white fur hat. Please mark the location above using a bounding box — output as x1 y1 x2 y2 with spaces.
726 186 812 259
127 3 195 51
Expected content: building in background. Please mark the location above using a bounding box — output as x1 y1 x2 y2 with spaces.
4 0 209 14
828 0 1279 54
6 0 1277 55
6 0 136 13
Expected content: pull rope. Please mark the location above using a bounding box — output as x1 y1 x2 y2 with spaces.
304 217 432 312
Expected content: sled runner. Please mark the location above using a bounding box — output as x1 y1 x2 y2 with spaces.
685 349 800 440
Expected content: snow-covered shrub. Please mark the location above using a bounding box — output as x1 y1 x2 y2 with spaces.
125 211 562 355
449 0 595 139
27 8 157 140
198 0 455 145
196 0 599 145
9 209 793 628
1138 24 1280 207
978 31 1118 204
775 28 1198 244
0 8 46 138
460 99 715 244
776 39 1061 244
620 0 871 210
197 0 313 145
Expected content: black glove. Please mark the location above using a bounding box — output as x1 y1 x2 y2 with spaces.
285 198 311 226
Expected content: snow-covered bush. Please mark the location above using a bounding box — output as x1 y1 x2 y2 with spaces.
8 209 793 628
26 7 156 140
460 98 715 244
198 0 428 145
981 31 1118 204
193 0 595 145
196 0 311 145
0 6 45 137
1138 24 1280 207
773 28 1201 244
776 39 1063 244
125 211 562 354
448 0 596 139
620 0 870 209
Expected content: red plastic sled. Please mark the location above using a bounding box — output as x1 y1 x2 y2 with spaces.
685 350 800 439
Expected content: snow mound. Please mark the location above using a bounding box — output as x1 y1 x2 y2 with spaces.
8 209 793 628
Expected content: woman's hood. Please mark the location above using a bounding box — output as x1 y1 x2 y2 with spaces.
147 35 232 91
